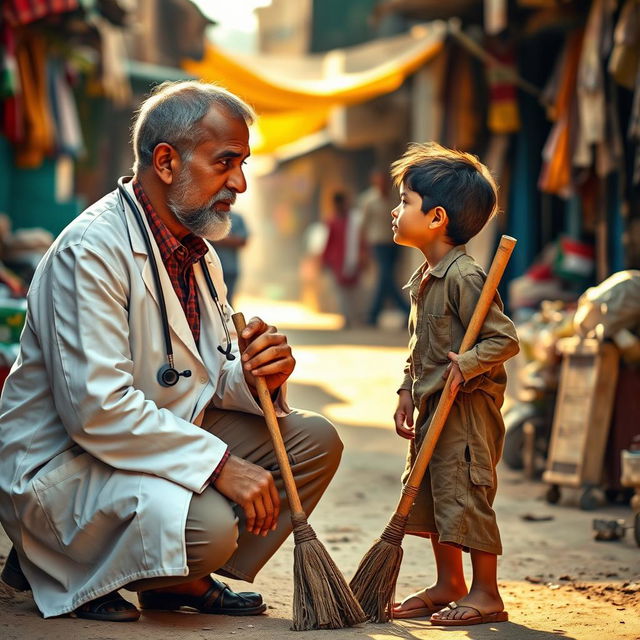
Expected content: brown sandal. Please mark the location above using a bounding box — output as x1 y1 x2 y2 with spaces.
430 601 509 626
392 588 447 619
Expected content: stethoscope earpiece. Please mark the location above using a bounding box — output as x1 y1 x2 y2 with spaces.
117 177 236 387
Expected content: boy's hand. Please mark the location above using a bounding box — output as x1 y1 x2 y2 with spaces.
394 390 415 439
443 351 464 395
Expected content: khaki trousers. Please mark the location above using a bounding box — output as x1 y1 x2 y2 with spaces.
130 407 342 591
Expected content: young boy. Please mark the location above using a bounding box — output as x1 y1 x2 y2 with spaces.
389 142 519 626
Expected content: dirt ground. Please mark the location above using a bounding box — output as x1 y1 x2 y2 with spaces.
1 302 639 640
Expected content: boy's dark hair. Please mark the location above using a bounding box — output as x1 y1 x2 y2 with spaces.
390 142 498 245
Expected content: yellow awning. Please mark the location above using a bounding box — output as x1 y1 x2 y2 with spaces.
182 23 446 154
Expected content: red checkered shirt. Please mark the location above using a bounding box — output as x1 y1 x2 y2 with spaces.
132 180 230 482
133 179 208 344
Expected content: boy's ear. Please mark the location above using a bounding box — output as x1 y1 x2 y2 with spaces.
428 205 449 230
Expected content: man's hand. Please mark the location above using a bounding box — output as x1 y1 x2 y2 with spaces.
394 389 415 439
237 317 295 394
213 454 280 536
443 351 464 395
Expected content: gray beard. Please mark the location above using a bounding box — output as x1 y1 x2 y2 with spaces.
168 173 235 240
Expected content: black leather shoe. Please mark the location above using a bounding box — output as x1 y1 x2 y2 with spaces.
75 591 140 622
1 547 31 591
138 578 266 616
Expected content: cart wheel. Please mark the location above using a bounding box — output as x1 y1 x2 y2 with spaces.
635 513 640 548
546 484 561 504
579 488 599 511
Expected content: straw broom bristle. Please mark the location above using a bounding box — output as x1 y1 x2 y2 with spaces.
291 515 367 631
349 513 407 622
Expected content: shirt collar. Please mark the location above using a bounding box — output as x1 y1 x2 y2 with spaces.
132 179 208 264
403 245 467 289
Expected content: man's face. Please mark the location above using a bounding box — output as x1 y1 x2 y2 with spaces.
167 106 250 240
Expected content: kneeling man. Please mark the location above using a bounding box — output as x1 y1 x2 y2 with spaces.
0 81 342 622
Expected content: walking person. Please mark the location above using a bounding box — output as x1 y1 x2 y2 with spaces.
360 168 410 326
321 192 367 328
213 210 249 306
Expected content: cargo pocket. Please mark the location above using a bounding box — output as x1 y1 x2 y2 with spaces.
455 459 495 506
426 314 451 364
469 463 495 489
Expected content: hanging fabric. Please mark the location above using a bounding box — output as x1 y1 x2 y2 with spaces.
2 0 80 27
14 30 55 168
538 30 584 197
485 36 521 134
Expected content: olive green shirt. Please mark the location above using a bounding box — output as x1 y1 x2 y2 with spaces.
399 245 519 421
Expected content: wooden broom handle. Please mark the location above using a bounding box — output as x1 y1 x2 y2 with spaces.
232 312 304 516
397 235 517 516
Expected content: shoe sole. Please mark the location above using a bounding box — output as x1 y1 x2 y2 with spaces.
140 602 268 616
74 610 141 622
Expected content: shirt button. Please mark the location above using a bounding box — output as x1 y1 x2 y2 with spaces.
199 376 207 384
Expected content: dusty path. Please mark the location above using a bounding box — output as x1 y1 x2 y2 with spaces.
1 303 638 639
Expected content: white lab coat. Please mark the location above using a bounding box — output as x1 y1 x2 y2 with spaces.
0 180 286 617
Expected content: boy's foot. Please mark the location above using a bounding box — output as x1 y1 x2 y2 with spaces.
392 586 466 619
430 592 507 626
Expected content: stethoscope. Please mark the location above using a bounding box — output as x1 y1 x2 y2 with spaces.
117 177 235 388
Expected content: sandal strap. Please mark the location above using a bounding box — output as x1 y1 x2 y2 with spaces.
410 589 437 608
200 581 228 610
447 601 482 618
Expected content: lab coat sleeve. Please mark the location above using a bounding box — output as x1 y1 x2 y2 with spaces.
34 242 226 494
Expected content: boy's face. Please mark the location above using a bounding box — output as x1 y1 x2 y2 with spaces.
391 183 432 250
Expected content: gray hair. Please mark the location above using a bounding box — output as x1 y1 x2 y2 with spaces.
131 80 256 174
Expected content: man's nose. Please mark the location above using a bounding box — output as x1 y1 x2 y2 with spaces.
227 166 247 194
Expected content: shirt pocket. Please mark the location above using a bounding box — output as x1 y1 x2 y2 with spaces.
425 314 452 364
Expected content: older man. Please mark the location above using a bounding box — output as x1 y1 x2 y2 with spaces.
0 81 342 622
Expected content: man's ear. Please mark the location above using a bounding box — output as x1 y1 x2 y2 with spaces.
429 205 449 230
152 143 181 186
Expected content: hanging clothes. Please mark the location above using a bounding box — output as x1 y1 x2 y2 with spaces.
1 24 22 144
538 29 584 197
2 0 80 27
485 36 521 134
609 0 640 91
574 0 622 177
14 30 55 168
47 58 84 157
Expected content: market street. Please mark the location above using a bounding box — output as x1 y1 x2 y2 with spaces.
1 299 638 640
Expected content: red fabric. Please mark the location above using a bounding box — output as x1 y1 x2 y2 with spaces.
208 448 230 486
3 0 79 27
133 180 208 344
321 217 362 286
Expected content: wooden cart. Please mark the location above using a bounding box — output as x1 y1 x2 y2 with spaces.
543 337 620 510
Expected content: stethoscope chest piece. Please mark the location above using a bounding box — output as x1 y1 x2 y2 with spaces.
157 363 192 387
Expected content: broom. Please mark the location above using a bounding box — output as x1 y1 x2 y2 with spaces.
231 312 367 631
349 235 517 622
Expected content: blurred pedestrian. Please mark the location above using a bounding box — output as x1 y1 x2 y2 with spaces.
212 210 248 306
321 192 366 328
359 168 410 325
